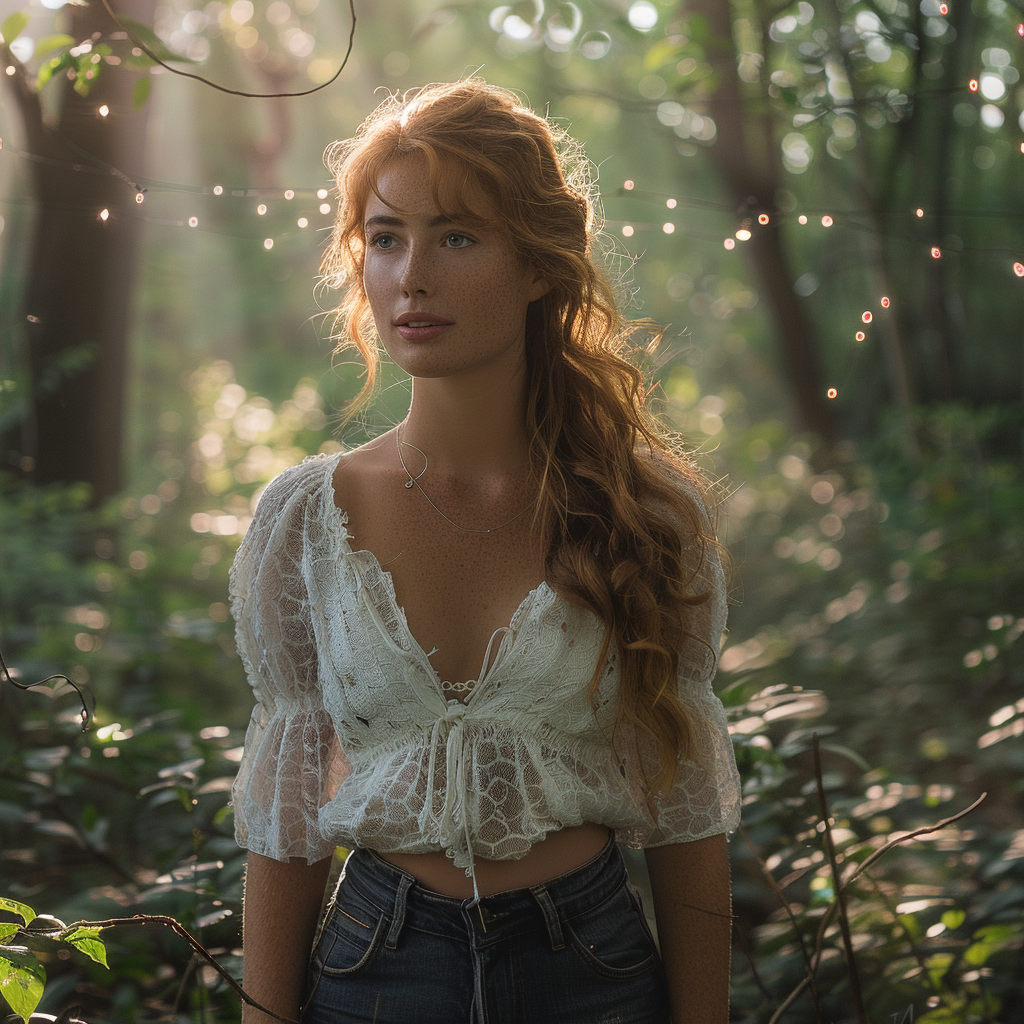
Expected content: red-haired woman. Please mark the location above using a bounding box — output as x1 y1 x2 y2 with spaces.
230 79 740 1024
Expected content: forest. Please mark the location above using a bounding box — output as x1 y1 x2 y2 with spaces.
1 0 1023 1019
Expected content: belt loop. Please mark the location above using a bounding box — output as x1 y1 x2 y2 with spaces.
530 884 565 951
385 872 414 950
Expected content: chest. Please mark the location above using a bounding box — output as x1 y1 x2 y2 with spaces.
333 458 547 689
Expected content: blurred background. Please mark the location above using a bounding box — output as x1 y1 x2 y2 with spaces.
1 0 1023 1019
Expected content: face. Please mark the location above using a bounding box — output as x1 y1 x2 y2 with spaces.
361 155 549 384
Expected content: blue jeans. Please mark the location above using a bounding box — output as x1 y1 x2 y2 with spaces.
302 837 670 1023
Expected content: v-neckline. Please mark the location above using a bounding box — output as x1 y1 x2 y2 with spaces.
322 456 551 698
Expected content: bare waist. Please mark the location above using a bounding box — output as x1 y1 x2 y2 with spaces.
374 822 612 898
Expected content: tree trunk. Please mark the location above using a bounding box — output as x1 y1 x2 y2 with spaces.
683 0 838 442
2 0 154 503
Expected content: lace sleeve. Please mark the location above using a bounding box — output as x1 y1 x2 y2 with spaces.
229 462 349 863
642 473 741 846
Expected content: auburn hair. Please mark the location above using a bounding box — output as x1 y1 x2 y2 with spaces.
320 79 723 806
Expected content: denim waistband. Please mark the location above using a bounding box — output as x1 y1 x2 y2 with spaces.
333 836 626 952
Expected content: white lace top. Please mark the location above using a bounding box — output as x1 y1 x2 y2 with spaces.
230 453 740 893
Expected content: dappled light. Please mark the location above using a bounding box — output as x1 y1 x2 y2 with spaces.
2 0 1023 1018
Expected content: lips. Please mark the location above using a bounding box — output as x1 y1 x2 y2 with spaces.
394 311 454 342
394 311 453 327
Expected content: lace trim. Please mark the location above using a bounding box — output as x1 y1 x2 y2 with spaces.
231 452 741 872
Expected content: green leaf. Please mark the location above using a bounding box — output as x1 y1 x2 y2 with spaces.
82 803 99 831
64 926 108 968
34 33 75 57
963 940 993 966
1 12 29 46
0 899 35 928
644 36 684 72
0 949 46 1023
941 909 965 931
0 925 18 944
120 17 197 64
133 75 151 110
687 13 709 45
37 51 70 89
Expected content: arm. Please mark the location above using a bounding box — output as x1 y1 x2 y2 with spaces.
645 833 732 1024
241 851 334 1024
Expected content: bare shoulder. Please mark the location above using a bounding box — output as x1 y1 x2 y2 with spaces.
331 428 398 510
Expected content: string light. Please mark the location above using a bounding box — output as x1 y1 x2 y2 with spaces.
724 238 736 249
1014 262 1024 277
666 198 676 209
736 228 752 241
662 222 675 234
257 204 267 215
622 225 634 237
624 180 635 190
916 208 924 218
316 188 329 200
821 215 834 227
135 192 145 204
827 388 838 399
861 311 873 323
189 216 199 227
881 296 890 307
969 79 978 92
931 246 941 258
98 105 110 117
263 239 274 250
297 217 309 228
213 185 223 195
855 331 865 342
758 213 770 225
319 203 331 215
939 2 948 13
284 189 295 200
798 215 808 225
99 208 109 221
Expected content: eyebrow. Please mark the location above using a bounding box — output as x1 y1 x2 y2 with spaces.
363 213 462 231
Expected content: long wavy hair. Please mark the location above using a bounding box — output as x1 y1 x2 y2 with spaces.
320 79 722 807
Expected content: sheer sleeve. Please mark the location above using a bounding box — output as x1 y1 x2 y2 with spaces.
641 474 741 846
229 462 349 863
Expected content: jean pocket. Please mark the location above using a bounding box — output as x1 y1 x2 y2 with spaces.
565 883 658 980
311 881 387 979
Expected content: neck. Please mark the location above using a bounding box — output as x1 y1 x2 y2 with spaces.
400 369 532 480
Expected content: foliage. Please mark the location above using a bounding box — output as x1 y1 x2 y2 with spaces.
2 375 1023 1021
0 5 190 101
2 0 1023 1020
713 403 1024 1021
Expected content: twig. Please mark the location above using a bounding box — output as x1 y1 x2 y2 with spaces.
0 642 94 731
27 915 299 1024
766 779 986 1023
739 823 821 1013
98 0 356 100
813 734 869 1024
842 792 987 890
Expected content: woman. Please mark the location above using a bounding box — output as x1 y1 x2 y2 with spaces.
230 79 740 1024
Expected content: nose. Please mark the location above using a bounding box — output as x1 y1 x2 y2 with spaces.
400 246 432 297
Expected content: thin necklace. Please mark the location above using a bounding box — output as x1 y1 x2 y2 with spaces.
396 424 533 535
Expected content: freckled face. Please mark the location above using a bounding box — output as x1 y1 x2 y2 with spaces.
361 155 548 382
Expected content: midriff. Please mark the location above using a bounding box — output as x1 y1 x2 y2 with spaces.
375 822 612 898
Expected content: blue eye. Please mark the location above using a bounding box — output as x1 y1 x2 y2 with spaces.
370 233 396 249
446 233 473 248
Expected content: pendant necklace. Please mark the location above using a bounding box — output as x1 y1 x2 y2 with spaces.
396 424 533 535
